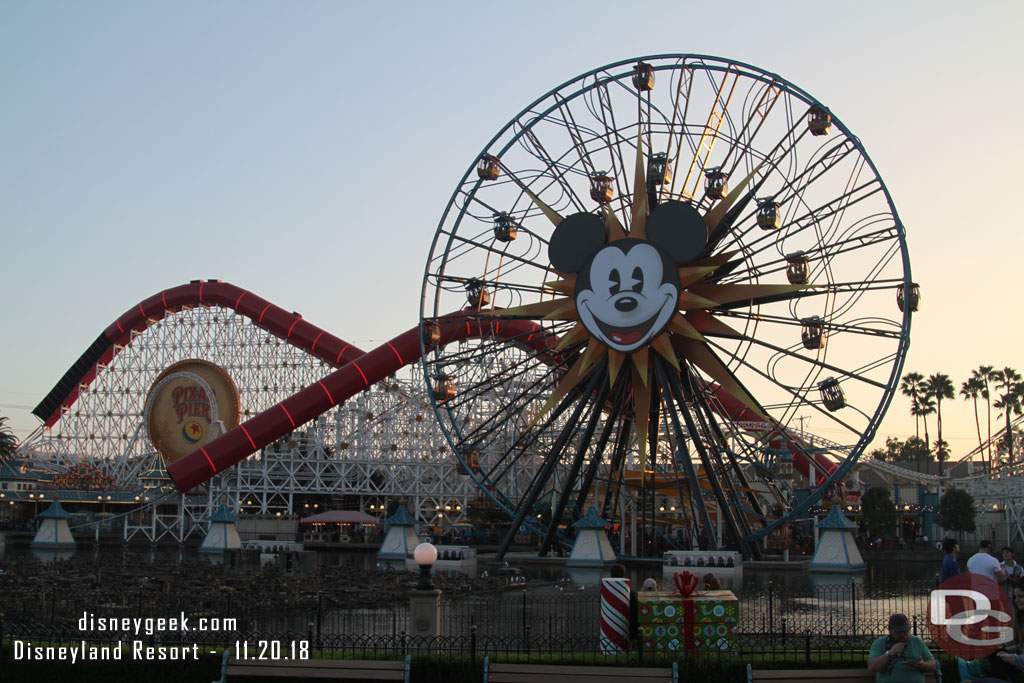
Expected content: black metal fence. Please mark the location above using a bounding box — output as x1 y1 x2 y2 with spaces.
0 578 941 654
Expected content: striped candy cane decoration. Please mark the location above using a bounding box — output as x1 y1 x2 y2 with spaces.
600 577 631 654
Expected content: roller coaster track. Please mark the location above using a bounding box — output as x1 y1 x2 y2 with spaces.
32 280 367 427
30 279 560 494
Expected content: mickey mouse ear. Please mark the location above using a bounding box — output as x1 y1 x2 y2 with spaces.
548 212 607 273
646 200 708 263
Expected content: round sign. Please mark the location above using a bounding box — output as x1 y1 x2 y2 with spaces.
927 574 1013 659
145 360 240 463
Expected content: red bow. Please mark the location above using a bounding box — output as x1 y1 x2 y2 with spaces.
673 570 700 596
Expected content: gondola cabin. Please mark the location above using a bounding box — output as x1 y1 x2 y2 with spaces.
422 321 441 349
590 172 614 203
808 106 832 136
786 252 810 285
465 279 490 308
648 152 672 186
800 316 826 350
756 198 780 230
897 282 920 312
818 377 845 411
434 376 457 403
477 154 501 180
492 212 517 242
632 61 656 91
704 167 728 200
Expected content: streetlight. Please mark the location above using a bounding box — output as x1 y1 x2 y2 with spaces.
413 542 438 590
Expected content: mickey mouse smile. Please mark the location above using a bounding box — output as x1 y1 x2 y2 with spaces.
574 241 679 353
585 292 677 349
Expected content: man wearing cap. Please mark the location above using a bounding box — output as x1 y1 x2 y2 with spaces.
867 613 937 682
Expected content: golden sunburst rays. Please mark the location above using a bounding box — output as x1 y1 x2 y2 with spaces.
526 353 589 429
703 160 765 237
554 322 588 350
630 129 649 239
685 310 742 338
651 333 681 371
607 349 626 387
481 136 796 462
602 204 627 242
670 335 768 421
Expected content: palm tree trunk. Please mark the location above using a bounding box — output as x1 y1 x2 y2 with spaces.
936 398 943 460
1008 411 1015 461
972 396 984 472
986 393 993 465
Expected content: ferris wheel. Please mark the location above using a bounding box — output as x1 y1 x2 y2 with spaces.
420 55 914 559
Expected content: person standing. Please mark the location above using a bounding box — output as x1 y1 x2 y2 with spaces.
867 613 937 682
967 540 1009 583
941 538 960 582
1000 546 1024 598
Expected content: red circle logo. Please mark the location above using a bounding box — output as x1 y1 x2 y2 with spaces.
928 574 1013 659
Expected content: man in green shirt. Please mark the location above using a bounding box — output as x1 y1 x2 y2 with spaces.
867 613 938 682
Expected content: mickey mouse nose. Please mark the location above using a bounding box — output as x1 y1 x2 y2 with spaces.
615 297 638 312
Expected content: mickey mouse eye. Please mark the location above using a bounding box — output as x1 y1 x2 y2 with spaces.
609 268 621 295
631 266 644 293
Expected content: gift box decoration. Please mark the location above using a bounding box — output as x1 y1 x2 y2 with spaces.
637 587 738 653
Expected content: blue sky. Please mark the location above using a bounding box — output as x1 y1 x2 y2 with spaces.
2 1 1022 457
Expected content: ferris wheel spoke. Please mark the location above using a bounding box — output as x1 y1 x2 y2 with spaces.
707 330 887 390
537 371 612 555
493 360 608 561
675 66 741 201
690 384 768 524
700 336 866 437
575 375 629 518
710 177 885 272
654 358 720 548
587 79 633 204
714 309 901 340
552 100 602 184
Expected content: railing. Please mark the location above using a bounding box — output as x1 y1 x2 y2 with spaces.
0 619 908 669
1 578 941 644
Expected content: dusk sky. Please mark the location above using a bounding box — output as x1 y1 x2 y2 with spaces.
2 1 1022 461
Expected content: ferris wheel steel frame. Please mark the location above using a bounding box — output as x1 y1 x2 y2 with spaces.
421 54 914 557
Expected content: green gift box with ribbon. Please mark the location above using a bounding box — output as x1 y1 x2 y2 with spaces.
637 589 739 653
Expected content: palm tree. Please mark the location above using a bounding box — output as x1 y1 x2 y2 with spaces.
925 373 955 463
993 367 1023 462
900 372 925 439
0 416 18 459
915 394 936 450
961 376 987 471
975 365 995 464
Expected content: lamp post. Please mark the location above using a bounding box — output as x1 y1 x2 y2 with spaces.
409 542 441 644
413 542 438 590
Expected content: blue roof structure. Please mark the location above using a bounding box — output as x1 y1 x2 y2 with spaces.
207 504 239 522
572 506 611 529
815 505 859 530
36 500 70 519
385 504 418 527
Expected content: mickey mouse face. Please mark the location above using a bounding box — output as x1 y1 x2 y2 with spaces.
576 240 678 352
549 201 707 354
